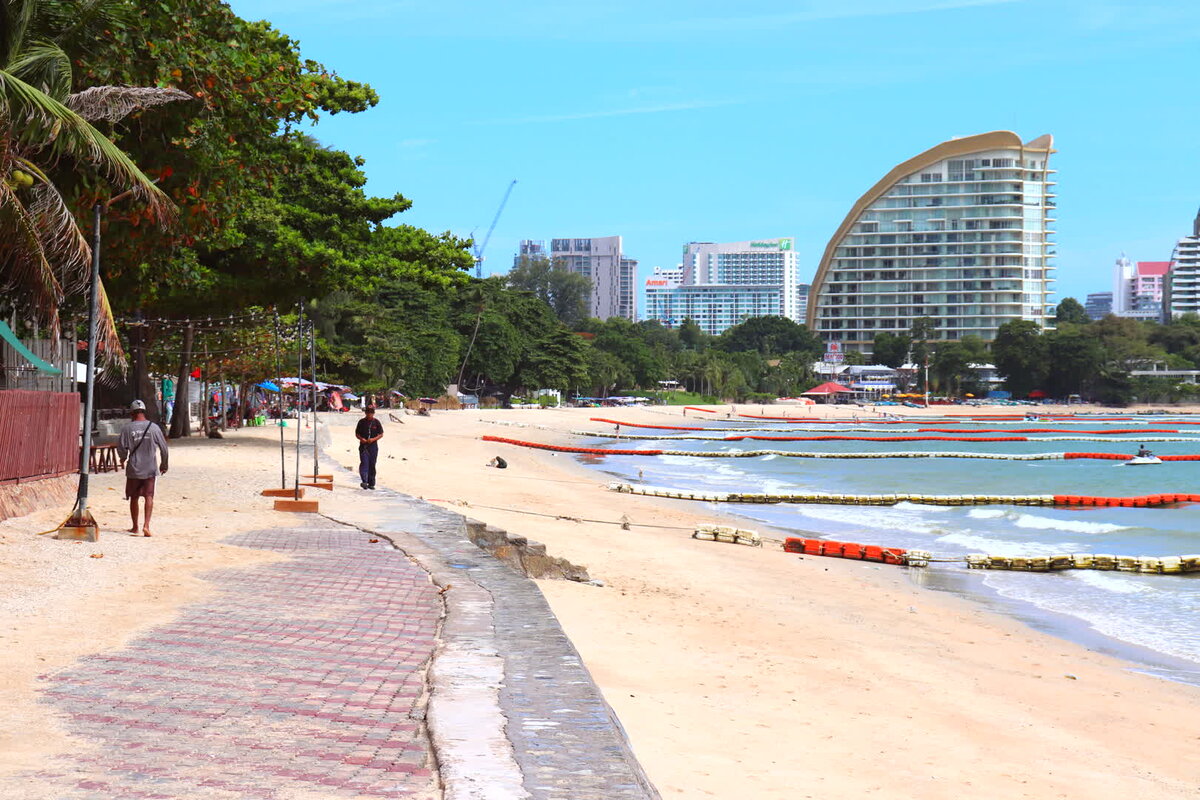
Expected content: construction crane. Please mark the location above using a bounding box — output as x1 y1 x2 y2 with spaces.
473 179 517 279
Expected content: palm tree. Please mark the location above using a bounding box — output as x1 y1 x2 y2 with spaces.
0 0 188 359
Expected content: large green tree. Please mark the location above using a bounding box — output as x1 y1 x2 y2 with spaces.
991 320 1048 396
1 0 186 354
717 315 822 358
871 331 911 368
61 0 389 315
1054 297 1091 325
506 255 591 328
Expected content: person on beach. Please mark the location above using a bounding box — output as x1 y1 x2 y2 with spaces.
356 405 384 489
117 400 169 537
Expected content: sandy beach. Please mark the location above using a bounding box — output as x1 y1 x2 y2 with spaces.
1 405 1197 799
325 403 1200 799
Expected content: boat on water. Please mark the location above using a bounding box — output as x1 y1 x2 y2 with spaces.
1124 455 1163 466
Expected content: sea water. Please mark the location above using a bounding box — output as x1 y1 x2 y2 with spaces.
583 416 1200 681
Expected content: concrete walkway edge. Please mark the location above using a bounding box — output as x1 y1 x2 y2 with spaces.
315 422 660 799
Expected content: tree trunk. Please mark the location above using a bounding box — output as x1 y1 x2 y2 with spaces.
168 324 193 439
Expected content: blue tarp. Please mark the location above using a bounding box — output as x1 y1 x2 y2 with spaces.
257 380 281 392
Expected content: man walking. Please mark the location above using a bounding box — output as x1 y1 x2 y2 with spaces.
355 405 384 489
117 400 169 536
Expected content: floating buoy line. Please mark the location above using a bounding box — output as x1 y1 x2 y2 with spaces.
481 434 1200 461
782 538 1200 575
608 482 1196 508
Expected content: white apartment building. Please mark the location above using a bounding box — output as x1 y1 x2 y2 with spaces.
807 131 1057 352
550 236 638 321
644 238 806 335
1167 210 1200 317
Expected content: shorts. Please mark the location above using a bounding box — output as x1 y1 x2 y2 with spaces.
125 477 157 499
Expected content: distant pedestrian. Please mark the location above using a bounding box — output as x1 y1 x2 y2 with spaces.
117 400 169 536
356 405 384 489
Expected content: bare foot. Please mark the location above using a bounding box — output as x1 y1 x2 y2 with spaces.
128 526 139 534
142 528 152 537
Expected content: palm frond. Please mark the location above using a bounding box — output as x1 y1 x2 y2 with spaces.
24 176 91 295
67 85 193 123
0 69 180 225
7 39 71 99
0 0 36 68
95 273 125 369
0 179 65 333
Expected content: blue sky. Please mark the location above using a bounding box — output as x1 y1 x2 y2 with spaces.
231 0 1200 307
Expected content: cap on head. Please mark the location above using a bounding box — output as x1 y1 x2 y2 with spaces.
130 400 146 411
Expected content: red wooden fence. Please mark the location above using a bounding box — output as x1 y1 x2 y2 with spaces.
0 390 80 484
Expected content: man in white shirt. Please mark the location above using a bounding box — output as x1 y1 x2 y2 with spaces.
117 400 169 536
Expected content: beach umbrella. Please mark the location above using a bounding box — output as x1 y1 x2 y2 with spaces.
257 380 281 392
801 381 852 395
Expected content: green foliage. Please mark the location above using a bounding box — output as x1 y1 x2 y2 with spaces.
991 320 1047 396
907 316 938 371
1054 297 1091 325
931 335 989 395
717 315 822 358
506 255 591 328
871 331 911 369
677 317 706 350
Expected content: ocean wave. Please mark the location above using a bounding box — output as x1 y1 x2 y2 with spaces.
1069 569 1155 595
894 501 956 513
1012 514 1130 535
967 508 1008 519
935 532 1067 555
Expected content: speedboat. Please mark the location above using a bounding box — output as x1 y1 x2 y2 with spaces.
1124 455 1163 465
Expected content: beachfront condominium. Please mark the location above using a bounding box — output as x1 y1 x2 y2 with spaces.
644 238 806 335
806 131 1057 352
1166 209 1200 317
549 236 638 321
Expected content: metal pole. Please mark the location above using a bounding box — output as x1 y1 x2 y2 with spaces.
74 203 103 515
309 322 318 478
294 302 302 497
273 313 285 489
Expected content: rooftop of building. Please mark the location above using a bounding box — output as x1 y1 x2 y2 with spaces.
1137 261 1171 276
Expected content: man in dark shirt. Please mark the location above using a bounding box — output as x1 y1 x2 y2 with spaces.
355 405 384 489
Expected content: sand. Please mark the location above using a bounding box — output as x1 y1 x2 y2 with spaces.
325 403 1200 800
3 405 1198 799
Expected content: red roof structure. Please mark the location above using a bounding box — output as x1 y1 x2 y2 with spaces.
1136 261 1171 276
802 381 852 395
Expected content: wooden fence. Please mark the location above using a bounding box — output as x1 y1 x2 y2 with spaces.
0 390 80 484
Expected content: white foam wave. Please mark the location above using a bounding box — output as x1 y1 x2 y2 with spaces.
1013 514 1130 535
967 508 1008 520
894 501 955 513
1069 570 1155 595
935 532 1065 555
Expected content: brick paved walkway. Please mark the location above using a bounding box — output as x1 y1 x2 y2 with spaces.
18 524 443 800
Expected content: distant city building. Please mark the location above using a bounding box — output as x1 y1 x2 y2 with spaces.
548 236 638 321
1166 209 1200 318
1112 255 1166 320
646 265 685 286
644 238 804 335
1084 291 1113 320
644 284 788 335
514 239 547 265
806 131 1057 352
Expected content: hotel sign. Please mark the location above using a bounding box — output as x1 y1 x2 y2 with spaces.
749 238 794 251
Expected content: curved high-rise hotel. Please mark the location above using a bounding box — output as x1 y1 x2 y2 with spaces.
806 131 1056 352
